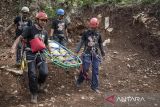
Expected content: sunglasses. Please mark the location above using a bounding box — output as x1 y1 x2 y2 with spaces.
22 12 29 14
39 19 47 22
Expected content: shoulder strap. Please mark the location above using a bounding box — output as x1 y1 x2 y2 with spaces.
20 15 23 24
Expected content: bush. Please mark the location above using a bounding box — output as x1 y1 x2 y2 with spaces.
44 6 55 18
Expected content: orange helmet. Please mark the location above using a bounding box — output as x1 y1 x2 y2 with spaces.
36 12 48 20
89 18 99 28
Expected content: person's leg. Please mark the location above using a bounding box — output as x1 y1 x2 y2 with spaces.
60 37 67 46
16 42 22 65
91 55 100 91
37 54 48 91
53 35 60 43
26 51 38 103
38 61 48 84
76 54 91 86
27 61 38 103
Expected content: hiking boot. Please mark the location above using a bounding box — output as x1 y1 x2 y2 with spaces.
15 62 21 68
65 70 69 74
31 94 37 104
92 88 101 94
75 78 81 88
94 89 101 93
38 83 46 93
76 81 81 88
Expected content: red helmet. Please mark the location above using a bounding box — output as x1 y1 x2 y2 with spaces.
89 18 99 28
36 12 48 20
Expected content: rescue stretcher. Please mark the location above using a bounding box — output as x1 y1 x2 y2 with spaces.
44 40 82 69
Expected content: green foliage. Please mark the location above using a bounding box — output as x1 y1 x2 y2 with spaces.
29 0 160 18
63 0 160 6
44 6 55 18
140 0 160 4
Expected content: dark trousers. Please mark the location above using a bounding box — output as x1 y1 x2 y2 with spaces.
16 42 22 64
26 51 48 95
52 35 67 46
77 54 100 90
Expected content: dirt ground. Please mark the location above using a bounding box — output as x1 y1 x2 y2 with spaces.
0 3 160 107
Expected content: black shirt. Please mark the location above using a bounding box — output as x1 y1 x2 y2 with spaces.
22 24 48 48
14 16 32 37
76 29 105 56
51 19 67 35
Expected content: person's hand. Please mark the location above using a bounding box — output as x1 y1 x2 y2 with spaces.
74 52 79 57
48 49 52 54
49 36 53 40
68 38 72 43
10 47 16 54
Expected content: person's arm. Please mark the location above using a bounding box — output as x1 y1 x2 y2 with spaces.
50 20 55 38
64 22 68 40
28 19 33 26
65 28 69 41
98 34 105 57
4 22 15 33
50 28 54 37
11 35 23 54
44 32 51 53
11 26 30 54
75 39 84 54
75 32 85 54
5 16 19 33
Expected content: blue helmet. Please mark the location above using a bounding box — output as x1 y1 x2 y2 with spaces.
56 9 64 15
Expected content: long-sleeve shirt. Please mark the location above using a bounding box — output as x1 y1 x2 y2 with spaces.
76 29 105 56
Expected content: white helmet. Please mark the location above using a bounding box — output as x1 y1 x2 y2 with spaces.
21 6 29 13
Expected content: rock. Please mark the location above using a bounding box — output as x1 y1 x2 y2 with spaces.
0 65 8 69
12 90 18 95
5 72 9 75
132 89 136 92
68 39 72 43
50 97 55 102
107 28 113 32
47 103 52 106
127 64 131 68
44 89 48 93
89 96 94 100
113 51 118 54
81 96 85 100
143 84 148 86
66 93 71 97
39 104 44 106
144 75 148 78
78 90 82 92
132 53 139 56
105 17 109 29
154 103 158 106
136 89 140 91
103 39 111 46
126 58 131 61
99 66 103 71
3 67 23 75
61 85 65 89
47 84 49 87
19 105 26 107
118 80 121 83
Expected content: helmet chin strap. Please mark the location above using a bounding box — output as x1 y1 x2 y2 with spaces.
35 22 43 30
90 27 96 30
21 13 27 20
23 16 27 20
